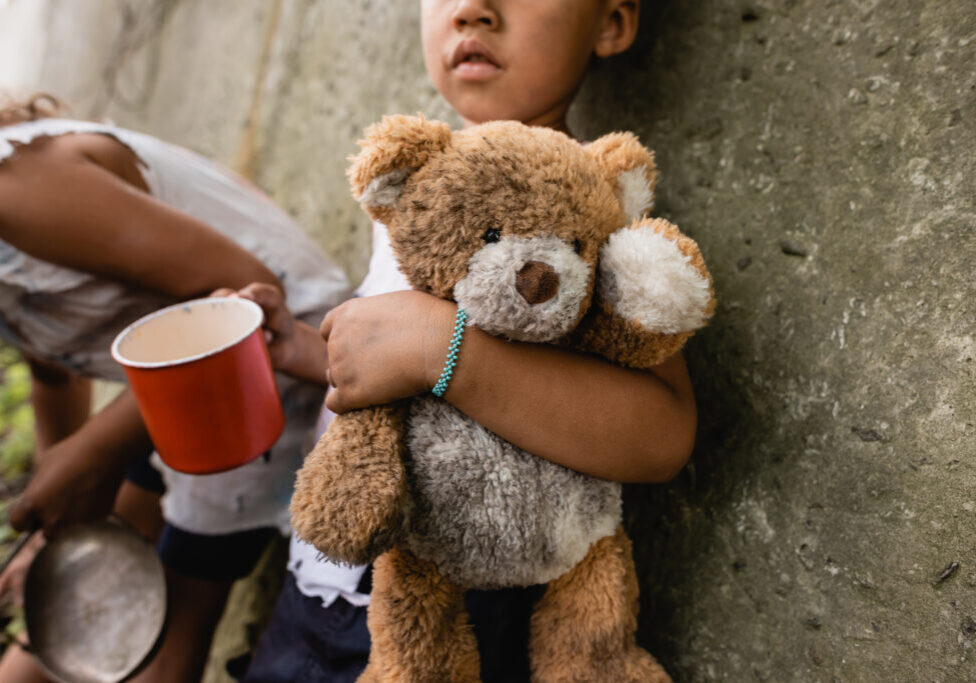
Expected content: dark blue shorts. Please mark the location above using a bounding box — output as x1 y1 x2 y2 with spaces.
125 451 167 495
243 569 545 682
243 573 371 682
466 583 546 682
125 454 276 582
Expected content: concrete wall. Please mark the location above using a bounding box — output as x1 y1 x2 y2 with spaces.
1 0 973 680
1 0 458 284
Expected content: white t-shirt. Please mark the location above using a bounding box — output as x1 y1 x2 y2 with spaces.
289 220 409 607
0 119 352 535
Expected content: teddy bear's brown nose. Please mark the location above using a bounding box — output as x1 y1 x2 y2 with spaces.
515 261 559 305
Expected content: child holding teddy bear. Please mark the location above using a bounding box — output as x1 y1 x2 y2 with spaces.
243 1 700 681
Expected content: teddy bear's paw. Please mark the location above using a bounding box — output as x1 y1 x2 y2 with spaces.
290 448 409 566
532 651 672 683
289 408 411 566
598 217 714 336
599 650 673 683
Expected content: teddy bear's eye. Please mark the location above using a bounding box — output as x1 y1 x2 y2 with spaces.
482 228 501 244
572 239 583 255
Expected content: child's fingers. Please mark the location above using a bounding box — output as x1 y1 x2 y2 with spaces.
324 387 346 413
238 282 283 307
230 283 291 339
210 286 276 342
7 496 39 534
210 282 283 308
252 286 290 330
319 307 336 340
0 534 41 608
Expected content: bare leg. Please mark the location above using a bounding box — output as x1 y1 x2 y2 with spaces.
112 480 164 541
115 472 167 671
112 480 220 682
529 528 671 683
359 547 480 683
128 568 232 683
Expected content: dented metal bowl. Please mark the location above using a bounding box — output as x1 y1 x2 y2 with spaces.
23 521 166 683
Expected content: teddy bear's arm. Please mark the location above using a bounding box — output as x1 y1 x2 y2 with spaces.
290 403 411 567
571 217 715 370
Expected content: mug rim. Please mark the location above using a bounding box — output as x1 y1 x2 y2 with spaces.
111 297 264 370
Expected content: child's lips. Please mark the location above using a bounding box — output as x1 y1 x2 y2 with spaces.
450 40 501 81
453 59 502 80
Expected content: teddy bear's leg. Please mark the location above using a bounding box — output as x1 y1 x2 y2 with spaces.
358 546 480 683
528 527 671 683
290 403 410 566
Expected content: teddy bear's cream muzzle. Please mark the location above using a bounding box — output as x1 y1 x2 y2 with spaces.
454 234 591 342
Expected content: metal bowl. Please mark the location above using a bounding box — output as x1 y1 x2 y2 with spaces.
23 521 166 683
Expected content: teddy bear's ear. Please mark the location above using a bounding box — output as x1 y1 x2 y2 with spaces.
348 115 453 213
585 132 658 222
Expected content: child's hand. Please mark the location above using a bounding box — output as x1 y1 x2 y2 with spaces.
211 283 329 385
320 291 455 413
8 436 127 537
211 283 296 369
0 532 44 607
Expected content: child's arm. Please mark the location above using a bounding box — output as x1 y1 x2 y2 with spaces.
320 291 697 484
8 388 153 535
0 133 283 298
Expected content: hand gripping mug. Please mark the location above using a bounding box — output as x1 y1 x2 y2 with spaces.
111 297 284 474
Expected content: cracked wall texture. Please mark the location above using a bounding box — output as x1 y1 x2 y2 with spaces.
1 0 974 680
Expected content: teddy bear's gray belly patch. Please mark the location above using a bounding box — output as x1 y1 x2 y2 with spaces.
403 396 621 589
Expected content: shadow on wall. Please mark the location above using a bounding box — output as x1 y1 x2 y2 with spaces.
569 0 671 143
572 0 766 671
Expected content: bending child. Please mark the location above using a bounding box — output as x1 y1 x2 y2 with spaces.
0 95 349 682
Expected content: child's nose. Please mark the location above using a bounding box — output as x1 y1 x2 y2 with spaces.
451 0 499 30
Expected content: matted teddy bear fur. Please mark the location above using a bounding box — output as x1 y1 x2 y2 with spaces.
290 115 714 682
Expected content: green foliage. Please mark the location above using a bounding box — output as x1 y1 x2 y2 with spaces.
0 343 33 483
0 344 32 653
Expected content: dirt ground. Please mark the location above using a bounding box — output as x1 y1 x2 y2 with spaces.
202 535 287 683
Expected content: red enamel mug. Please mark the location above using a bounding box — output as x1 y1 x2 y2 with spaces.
111 297 284 474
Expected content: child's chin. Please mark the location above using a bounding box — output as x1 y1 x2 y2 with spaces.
452 99 518 127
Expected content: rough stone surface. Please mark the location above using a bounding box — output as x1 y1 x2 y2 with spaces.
573 2 976 680
1 0 974 681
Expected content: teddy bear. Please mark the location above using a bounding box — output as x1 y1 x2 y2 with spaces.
290 115 714 682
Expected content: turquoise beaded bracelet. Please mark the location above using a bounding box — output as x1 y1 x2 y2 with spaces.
432 308 468 397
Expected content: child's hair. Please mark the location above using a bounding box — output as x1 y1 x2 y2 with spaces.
0 93 65 127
